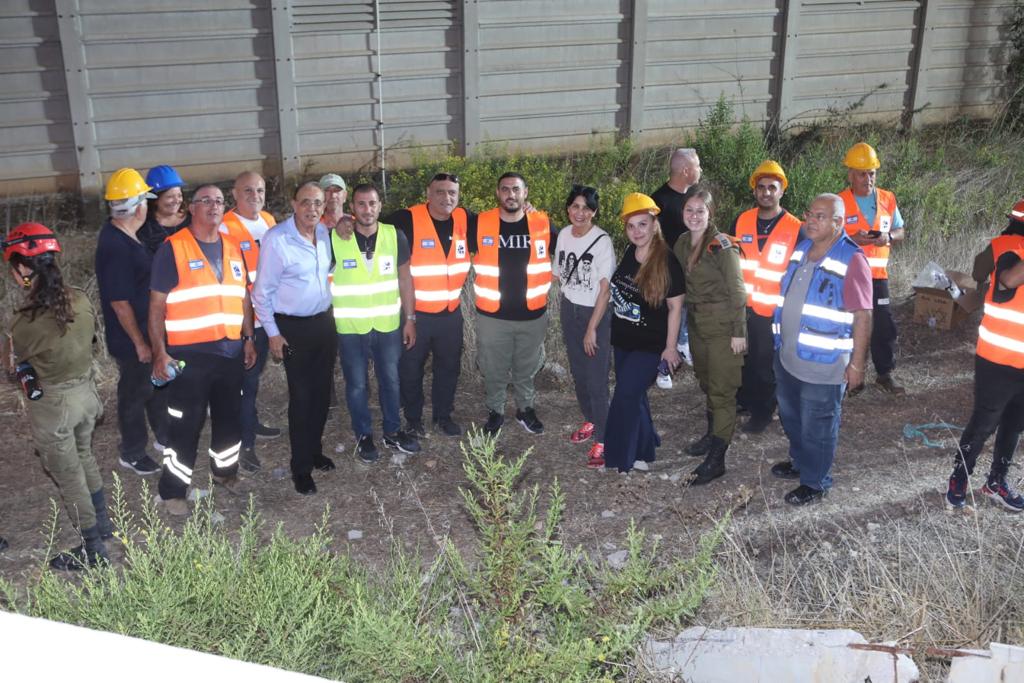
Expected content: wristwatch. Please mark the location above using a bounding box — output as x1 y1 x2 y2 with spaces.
406 314 417 322
242 334 255 342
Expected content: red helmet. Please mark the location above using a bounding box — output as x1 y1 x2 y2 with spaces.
1008 199 1024 222
3 223 61 262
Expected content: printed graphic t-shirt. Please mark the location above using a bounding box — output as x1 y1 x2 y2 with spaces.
610 246 686 354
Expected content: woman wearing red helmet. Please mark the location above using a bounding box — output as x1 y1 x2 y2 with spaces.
5 223 111 570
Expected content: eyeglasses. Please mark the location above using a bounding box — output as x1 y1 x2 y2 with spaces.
431 173 460 184
299 199 325 209
805 212 839 222
192 197 225 208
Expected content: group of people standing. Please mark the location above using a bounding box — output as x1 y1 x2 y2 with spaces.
6 140 1024 569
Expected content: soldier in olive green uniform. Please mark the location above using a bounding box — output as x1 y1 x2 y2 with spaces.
672 187 748 485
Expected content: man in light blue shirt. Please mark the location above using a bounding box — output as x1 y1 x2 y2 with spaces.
252 180 336 496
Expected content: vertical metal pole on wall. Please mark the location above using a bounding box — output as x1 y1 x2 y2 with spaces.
626 0 648 140
461 0 480 156
270 3 301 179
906 0 936 129
775 0 803 129
373 0 387 194
54 0 102 196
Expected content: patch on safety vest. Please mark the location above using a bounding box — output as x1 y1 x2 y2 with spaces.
379 255 395 274
342 259 357 269
482 236 495 247
455 240 466 258
741 234 753 243
421 239 435 249
879 216 891 231
535 240 546 259
846 216 858 224
188 259 204 270
239 240 251 251
230 260 244 281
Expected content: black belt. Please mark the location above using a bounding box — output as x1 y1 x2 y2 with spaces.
274 307 332 321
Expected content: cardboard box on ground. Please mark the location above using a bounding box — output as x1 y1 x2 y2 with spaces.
911 262 984 330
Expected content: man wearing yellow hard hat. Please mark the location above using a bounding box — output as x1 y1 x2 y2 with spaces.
839 142 906 395
95 168 165 477
729 160 803 433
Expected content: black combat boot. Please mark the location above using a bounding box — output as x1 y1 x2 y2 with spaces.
686 411 714 456
49 525 110 571
691 437 727 486
91 489 114 540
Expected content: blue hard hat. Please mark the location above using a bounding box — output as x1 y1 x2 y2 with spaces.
145 165 184 193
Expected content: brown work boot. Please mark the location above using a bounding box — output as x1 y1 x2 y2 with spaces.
875 374 906 395
156 495 190 517
212 474 243 495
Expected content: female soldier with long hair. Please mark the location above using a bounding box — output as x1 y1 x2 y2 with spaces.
5 223 110 570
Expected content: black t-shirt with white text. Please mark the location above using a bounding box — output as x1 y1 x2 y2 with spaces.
610 246 686 354
477 215 558 321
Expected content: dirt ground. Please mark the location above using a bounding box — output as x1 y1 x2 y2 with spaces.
0 296 1021 603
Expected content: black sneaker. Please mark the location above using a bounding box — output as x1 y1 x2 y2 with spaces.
384 431 421 454
946 473 968 509
770 460 800 480
434 417 462 437
515 407 544 434
312 454 336 471
356 435 379 463
784 484 826 506
119 454 161 476
256 423 282 439
239 446 261 473
741 414 772 434
483 410 504 436
292 473 317 495
405 421 428 440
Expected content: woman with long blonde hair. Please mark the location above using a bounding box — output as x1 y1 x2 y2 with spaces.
602 193 685 472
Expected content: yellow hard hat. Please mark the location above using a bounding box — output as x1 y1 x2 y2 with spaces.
620 192 660 220
104 167 154 201
843 142 881 171
749 160 788 190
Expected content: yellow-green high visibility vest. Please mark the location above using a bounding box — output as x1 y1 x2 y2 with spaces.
331 224 401 334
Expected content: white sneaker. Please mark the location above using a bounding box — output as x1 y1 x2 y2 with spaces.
678 342 693 366
633 460 650 472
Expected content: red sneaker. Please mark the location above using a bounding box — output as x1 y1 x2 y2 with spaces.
570 422 595 444
586 442 605 469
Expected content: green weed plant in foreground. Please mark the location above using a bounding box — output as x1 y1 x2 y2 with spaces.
0 432 724 682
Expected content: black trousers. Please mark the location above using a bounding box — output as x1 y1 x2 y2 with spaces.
158 351 243 500
870 278 898 375
736 309 776 419
399 308 464 424
114 355 168 462
275 310 336 476
954 355 1024 481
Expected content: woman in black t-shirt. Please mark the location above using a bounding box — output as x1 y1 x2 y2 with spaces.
602 194 685 473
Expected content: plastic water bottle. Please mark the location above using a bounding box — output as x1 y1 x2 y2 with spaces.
151 360 186 387
15 362 42 400
656 359 673 389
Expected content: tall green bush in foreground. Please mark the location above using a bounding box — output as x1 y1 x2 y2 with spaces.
0 433 724 682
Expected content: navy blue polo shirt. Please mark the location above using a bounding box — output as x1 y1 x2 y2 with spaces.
95 221 153 359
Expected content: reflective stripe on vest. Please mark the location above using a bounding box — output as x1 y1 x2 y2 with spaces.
164 230 246 345
736 208 803 316
976 234 1024 369
408 204 470 313
331 224 401 334
773 234 862 364
220 210 275 285
472 209 552 313
840 187 897 280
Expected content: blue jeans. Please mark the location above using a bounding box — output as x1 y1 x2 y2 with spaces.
603 347 661 472
338 329 402 437
774 356 845 491
240 327 271 448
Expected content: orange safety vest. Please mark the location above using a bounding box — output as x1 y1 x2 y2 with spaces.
735 208 803 316
408 204 471 313
977 235 1024 369
473 209 552 313
221 209 276 285
164 229 247 346
840 187 897 280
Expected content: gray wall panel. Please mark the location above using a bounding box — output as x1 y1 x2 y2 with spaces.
0 0 76 191
0 0 1018 195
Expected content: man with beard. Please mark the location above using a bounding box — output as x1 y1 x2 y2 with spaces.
472 172 557 436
